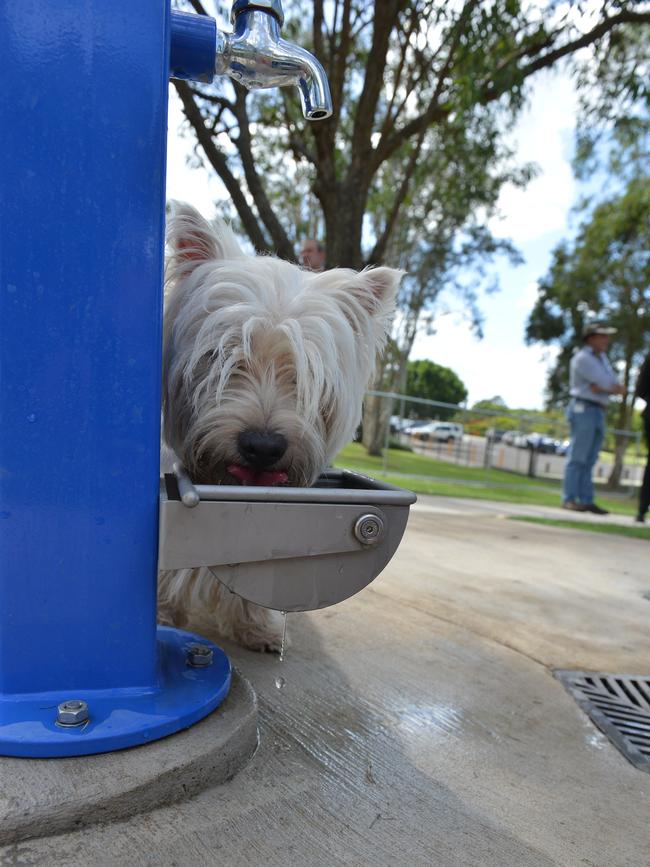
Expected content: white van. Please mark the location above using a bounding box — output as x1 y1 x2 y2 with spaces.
414 421 464 443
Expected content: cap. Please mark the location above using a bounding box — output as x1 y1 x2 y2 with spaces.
582 320 617 339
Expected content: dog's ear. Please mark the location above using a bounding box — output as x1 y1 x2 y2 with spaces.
166 201 244 273
350 267 404 315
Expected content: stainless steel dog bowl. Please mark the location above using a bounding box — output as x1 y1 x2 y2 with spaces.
158 465 416 612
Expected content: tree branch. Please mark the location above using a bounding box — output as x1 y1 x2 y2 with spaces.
331 0 353 117
518 10 650 82
349 0 405 175
186 0 208 16
367 128 427 266
230 85 296 259
373 0 478 170
376 8 650 172
376 9 418 141
173 79 272 253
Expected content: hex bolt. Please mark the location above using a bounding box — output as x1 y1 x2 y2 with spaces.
354 513 385 546
56 699 89 727
186 643 213 668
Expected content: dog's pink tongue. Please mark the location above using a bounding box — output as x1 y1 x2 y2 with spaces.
228 464 288 486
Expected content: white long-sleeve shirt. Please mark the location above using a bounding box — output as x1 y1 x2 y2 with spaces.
569 346 619 408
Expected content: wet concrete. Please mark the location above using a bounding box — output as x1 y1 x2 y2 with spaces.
2 497 649 866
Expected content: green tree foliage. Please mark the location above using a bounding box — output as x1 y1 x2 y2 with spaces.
405 359 467 419
573 19 650 183
473 396 508 410
175 0 649 272
526 176 650 484
174 0 649 454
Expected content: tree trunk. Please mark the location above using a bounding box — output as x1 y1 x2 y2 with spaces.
322 179 368 269
607 397 631 489
607 435 628 489
361 388 393 457
361 342 412 456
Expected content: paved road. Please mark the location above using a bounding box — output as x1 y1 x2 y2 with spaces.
3 500 649 866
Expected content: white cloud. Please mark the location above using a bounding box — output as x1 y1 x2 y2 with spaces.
491 69 579 243
515 281 540 313
410 315 558 409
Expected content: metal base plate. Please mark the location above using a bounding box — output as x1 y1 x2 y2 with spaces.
0 626 231 758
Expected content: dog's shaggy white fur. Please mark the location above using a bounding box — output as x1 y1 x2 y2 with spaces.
158 203 401 650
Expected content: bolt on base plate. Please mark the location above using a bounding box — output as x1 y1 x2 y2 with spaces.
0 627 231 758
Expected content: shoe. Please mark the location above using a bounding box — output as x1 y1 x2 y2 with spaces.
563 501 587 512
636 514 647 524
582 503 609 515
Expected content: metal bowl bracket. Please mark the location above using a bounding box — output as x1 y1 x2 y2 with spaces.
159 469 416 612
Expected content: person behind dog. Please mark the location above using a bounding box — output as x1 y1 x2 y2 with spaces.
562 321 626 514
299 238 326 271
634 350 650 523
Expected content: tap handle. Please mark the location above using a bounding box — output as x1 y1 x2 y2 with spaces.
231 0 284 27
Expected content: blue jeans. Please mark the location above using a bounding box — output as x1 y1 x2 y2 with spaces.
562 400 605 505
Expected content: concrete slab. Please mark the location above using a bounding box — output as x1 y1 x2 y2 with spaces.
2 505 649 866
400 500 650 672
0 670 258 846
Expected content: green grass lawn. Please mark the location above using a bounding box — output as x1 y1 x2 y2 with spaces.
598 450 647 466
509 516 650 541
334 442 639 516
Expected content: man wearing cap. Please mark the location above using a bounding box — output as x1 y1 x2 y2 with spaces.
563 321 625 514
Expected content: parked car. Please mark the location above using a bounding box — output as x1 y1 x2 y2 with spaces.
389 415 412 434
555 439 571 456
485 428 506 443
525 433 559 453
501 430 522 446
403 420 432 436
414 421 464 443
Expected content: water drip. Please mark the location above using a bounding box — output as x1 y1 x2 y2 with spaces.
275 611 288 689
279 610 287 663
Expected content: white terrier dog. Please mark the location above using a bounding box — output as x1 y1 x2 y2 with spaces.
158 202 401 651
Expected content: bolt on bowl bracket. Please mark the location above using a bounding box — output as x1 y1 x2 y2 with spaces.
170 1 333 121
159 469 416 613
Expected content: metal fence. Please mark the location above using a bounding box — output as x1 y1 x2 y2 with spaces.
366 390 645 491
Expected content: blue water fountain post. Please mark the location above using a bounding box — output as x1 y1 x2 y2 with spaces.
0 1 229 758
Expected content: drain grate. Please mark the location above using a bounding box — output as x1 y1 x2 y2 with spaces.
555 670 650 772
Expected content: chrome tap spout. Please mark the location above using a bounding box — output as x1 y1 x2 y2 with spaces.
216 2 332 121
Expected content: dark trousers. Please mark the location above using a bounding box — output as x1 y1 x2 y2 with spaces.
640 413 650 518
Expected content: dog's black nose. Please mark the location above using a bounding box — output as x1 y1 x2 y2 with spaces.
237 430 288 469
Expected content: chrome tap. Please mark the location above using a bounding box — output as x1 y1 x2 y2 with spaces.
216 0 333 121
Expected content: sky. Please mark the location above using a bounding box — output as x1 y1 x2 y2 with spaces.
166 63 585 412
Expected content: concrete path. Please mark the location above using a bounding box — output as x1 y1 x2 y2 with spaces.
411 492 643 527
2 499 649 866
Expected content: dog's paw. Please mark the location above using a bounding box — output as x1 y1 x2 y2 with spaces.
228 603 288 653
234 625 285 654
